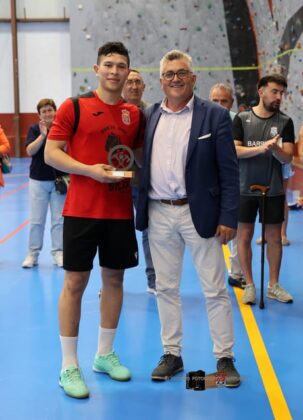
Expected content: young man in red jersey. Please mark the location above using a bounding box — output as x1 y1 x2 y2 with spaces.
45 42 144 399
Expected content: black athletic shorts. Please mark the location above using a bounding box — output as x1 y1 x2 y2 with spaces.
63 216 138 271
238 195 285 224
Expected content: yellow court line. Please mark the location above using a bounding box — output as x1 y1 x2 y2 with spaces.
222 244 292 419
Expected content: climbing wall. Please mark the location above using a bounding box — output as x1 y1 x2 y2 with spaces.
245 1 303 132
70 0 236 108
70 1 303 131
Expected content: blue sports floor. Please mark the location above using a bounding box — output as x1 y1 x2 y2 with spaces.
0 159 302 419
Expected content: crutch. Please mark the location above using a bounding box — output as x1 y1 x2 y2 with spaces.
250 184 270 309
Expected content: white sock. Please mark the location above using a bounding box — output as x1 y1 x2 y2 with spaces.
60 336 78 369
97 327 116 355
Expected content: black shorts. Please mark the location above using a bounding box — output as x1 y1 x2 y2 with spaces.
238 195 285 224
63 217 138 271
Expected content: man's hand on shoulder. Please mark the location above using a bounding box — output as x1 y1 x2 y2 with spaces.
215 225 237 244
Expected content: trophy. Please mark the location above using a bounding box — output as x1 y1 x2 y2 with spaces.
107 144 135 178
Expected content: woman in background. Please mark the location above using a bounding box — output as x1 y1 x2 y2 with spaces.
281 163 294 245
298 126 303 161
0 124 11 188
22 98 65 268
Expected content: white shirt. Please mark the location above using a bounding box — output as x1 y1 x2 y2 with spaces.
149 95 194 200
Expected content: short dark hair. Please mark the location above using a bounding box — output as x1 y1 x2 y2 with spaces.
36 98 57 113
97 42 130 66
257 74 287 90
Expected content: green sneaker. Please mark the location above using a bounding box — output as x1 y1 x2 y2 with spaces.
93 351 131 381
59 365 89 399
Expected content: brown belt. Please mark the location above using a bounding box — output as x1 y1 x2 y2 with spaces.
159 198 188 206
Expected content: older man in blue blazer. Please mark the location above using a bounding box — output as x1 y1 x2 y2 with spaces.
136 50 240 387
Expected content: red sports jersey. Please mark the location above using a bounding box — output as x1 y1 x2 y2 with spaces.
48 91 144 219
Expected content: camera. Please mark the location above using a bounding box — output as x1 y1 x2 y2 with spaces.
186 370 227 390
186 370 206 391
54 175 70 195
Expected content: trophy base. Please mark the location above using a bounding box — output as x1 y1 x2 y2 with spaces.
107 170 135 178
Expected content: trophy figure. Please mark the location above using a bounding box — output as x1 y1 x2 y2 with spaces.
107 144 135 178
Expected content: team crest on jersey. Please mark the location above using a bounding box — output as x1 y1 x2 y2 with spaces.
122 109 131 125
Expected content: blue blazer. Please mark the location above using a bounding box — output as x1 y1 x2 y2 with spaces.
136 96 239 238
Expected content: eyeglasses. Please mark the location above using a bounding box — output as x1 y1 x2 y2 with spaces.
125 79 143 86
161 69 192 81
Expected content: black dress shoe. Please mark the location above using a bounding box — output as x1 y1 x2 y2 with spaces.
151 353 184 381
227 276 246 289
217 357 241 387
